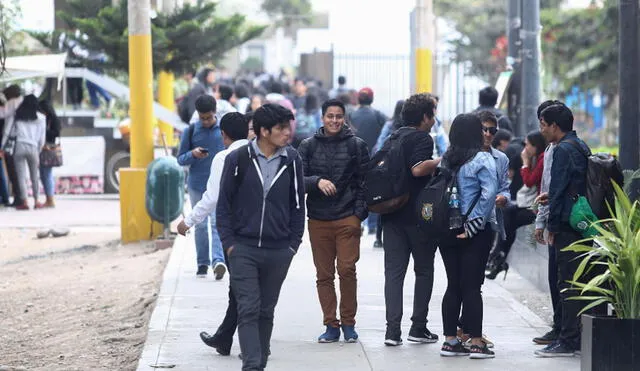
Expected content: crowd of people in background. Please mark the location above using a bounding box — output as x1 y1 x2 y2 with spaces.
0 85 60 211
171 64 599 370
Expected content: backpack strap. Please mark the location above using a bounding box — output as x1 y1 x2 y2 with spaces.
563 139 591 198
187 123 196 150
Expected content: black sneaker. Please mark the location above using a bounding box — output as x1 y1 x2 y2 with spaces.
533 329 560 345
373 240 383 248
384 328 402 346
534 341 575 357
440 341 470 356
196 265 208 277
469 343 495 359
407 327 438 343
199 331 232 356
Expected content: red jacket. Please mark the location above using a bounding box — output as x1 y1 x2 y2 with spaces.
520 152 544 192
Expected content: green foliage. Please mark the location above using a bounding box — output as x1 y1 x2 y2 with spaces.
261 0 313 27
540 1 618 101
241 56 264 72
43 0 265 75
564 183 640 319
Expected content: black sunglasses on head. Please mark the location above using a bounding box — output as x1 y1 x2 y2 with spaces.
482 126 498 135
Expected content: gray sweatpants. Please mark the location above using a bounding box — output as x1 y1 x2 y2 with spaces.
14 142 40 201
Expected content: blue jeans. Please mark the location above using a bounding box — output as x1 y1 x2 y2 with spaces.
0 158 9 204
39 165 55 197
86 80 111 108
367 212 379 232
188 188 225 267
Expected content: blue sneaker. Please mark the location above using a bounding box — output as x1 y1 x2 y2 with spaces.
318 325 340 343
342 325 359 343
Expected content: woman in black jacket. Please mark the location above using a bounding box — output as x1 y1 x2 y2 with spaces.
38 100 61 207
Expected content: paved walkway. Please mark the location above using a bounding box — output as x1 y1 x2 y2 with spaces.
137 232 580 371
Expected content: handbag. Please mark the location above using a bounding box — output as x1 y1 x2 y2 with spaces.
570 195 598 237
2 121 17 156
40 139 63 167
516 184 538 208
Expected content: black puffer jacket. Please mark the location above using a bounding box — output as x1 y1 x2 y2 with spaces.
298 125 370 221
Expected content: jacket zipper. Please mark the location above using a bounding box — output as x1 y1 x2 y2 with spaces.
252 156 289 248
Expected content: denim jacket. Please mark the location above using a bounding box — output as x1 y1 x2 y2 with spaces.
491 147 511 240
548 131 589 233
456 152 499 236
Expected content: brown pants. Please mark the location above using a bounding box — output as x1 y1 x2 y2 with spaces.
308 215 361 327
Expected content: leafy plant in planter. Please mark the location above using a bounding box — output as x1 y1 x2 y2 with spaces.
564 183 640 371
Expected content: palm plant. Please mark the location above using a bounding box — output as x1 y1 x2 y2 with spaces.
564 182 640 319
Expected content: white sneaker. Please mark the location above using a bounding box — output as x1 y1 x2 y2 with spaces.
213 262 227 280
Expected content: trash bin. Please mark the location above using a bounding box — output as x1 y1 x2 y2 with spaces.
146 157 184 234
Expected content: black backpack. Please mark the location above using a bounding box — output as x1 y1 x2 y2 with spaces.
364 128 412 214
566 140 624 219
416 167 480 240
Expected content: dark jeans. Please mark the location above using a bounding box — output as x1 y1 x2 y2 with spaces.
367 212 379 232
229 244 294 371
376 215 383 241
0 157 9 203
4 154 22 203
548 244 562 332
498 206 536 258
441 228 492 338
383 221 437 335
214 247 238 344
553 228 583 350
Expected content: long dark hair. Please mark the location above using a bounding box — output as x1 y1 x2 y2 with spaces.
391 99 405 130
442 113 483 169
526 130 547 167
304 94 319 114
14 94 39 121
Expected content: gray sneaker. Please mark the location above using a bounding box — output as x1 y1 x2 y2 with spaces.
213 262 227 280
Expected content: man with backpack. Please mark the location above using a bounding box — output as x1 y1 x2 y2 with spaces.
298 99 370 344
534 103 590 357
176 112 249 356
177 95 226 278
375 93 440 347
217 103 305 370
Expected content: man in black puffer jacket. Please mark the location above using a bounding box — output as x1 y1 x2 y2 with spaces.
298 99 370 344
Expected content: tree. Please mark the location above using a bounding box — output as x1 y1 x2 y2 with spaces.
540 1 618 102
261 0 313 27
32 0 266 75
0 0 21 65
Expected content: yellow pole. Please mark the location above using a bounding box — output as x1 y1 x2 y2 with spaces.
120 0 162 243
414 0 434 93
157 70 176 147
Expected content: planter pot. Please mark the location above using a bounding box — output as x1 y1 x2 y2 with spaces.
581 314 640 371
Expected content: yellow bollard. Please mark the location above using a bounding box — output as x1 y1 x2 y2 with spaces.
120 0 158 243
415 48 433 94
158 70 177 147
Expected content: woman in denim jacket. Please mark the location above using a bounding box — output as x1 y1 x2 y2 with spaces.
439 113 498 359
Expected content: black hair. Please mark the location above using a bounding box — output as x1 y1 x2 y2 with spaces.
540 104 573 132
321 99 346 116
526 130 547 157
3 84 21 100
476 110 498 126
304 94 320 113
537 100 564 119
492 129 512 148
235 84 250 99
270 81 284 94
253 103 294 139
195 95 216 113
220 112 248 141
442 113 483 169
478 86 499 107
358 91 373 106
14 94 39 121
401 93 436 127
218 84 234 101
391 100 405 130
338 75 346 85
245 111 254 122
196 68 214 87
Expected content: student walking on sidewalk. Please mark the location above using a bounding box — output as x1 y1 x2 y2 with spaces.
298 99 370 343
177 95 227 278
217 103 305 371
177 112 249 356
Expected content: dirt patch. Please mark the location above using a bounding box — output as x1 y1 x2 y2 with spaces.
0 229 171 371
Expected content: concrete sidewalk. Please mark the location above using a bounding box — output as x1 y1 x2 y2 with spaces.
137 232 580 371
